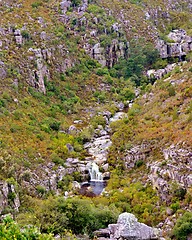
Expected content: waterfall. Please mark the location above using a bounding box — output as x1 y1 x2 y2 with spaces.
178 45 182 62
88 162 103 181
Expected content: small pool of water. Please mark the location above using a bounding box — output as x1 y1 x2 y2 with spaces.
80 181 107 196
89 181 107 195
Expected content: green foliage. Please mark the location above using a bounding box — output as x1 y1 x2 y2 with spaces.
128 103 141 117
21 30 30 40
8 192 16 202
49 121 61 131
110 41 159 86
36 185 47 196
119 87 135 101
96 67 109 76
79 127 93 143
173 187 187 200
135 160 144 168
0 215 53 240
87 4 104 14
93 91 106 103
71 0 81 6
31 1 42 8
34 197 119 237
152 59 168 69
91 115 106 128
167 84 176 96
129 0 142 4
58 175 73 191
173 212 192 240
105 175 164 225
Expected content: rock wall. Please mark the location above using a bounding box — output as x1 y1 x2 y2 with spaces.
0 181 20 214
156 29 192 59
122 141 192 202
148 144 192 201
146 61 186 80
89 39 128 67
0 25 75 93
123 143 152 169
60 0 129 68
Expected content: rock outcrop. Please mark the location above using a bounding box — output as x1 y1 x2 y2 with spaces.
148 144 192 202
89 40 128 67
0 180 20 214
156 29 192 59
28 48 50 94
94 212 162 240
146 61 186 79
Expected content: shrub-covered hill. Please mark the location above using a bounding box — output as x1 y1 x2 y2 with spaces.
0 0 192 239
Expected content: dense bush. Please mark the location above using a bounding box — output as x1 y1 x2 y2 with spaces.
0 215 53 240
110 41 159 86
173 212 192 240
21 197 119 237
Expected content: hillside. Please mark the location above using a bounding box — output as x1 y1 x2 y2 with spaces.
0 0 192 239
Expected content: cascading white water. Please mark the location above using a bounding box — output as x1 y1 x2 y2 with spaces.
88 162 103 181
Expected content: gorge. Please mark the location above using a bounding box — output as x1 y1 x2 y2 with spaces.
0 0 192 239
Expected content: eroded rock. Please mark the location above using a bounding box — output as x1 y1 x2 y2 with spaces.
94 212 162 240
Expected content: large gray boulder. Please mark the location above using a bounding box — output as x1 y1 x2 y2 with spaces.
110 213 160 240
95 212 162 240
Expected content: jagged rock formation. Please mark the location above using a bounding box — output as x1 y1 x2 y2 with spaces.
148 144 192 202
60 0 129 68
122 142 192 202
89 40 128 67
28 48 50 94
0 180 20 214
0 24 75 93
156 29 192 59
123 143 151 169
146 61 186 79
94 212 162 240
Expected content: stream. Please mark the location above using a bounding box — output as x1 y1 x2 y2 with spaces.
81 111 127 195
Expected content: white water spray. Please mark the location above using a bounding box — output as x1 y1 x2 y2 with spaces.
88 162 103 181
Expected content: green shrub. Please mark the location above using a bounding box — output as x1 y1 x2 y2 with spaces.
170 202 180 213
36 185 47 196
71 0 81 6
21 30 30 39
167 85 176 96
91 115 106 128
79 127 93 143
87 4 104 14
96 68 109 76
120 88 135 101
51 154 64 165
173 187 187 200
49 121 61 131
0 215 54 239
31 1 42 8
135 160 144 168
173 212 192 240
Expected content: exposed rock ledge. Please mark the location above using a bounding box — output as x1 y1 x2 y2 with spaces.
156 29 192 59
94 212 163 240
